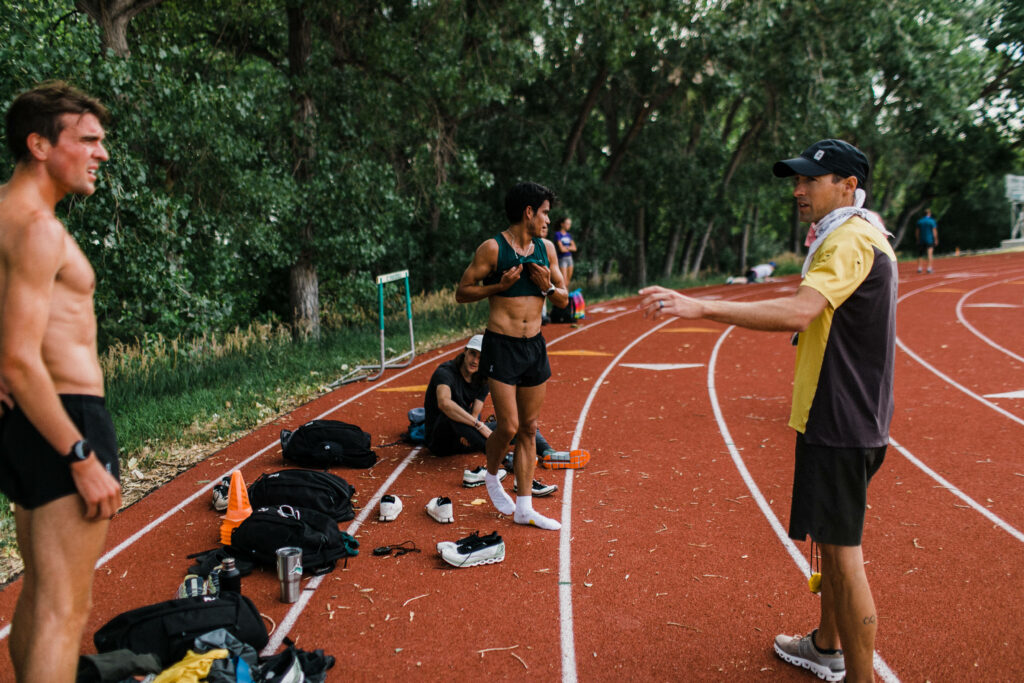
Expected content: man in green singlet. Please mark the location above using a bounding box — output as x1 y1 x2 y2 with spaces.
455 182 568 530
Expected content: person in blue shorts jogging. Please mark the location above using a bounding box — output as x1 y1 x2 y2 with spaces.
916 208 938 273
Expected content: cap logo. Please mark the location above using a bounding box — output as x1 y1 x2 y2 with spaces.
813 150 825 161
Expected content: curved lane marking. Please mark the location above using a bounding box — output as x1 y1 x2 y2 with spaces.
955 274 1024 365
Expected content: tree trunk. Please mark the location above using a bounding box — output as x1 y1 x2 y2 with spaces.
634 204 647 286
662 223 683 279
76 0 166 57
562 65 610 170
287 2 320 339
689 218 715 279
739 204 752 273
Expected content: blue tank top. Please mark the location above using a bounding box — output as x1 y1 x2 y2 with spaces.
482 234 549 298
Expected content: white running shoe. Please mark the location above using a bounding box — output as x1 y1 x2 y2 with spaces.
378 494 403 522
438 531 505 568
462 466 507 488
211 476 231 512
425 496 454 523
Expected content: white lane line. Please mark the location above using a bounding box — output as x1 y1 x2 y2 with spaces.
261 446 423 655
707 327 900 683
619 362 705 371
888 438 1024 544
985 390 1024 399
897 277 1024 429
559 316 676 683
255 309 637 656
955 274 1024 365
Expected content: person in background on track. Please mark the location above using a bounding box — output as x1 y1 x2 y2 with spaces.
0 82 123 683
423 334 559 497
727 260 776 284
455 181 568 530
915 208 938 274
640 139 896 683
553 216 577 289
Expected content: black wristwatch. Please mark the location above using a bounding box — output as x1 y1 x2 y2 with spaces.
543 285 556 297
63 439 92 465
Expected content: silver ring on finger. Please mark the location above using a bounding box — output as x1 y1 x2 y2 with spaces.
658 300 665 309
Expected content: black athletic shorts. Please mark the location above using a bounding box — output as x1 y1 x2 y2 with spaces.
917 243 934 257
479 330 551 387
0 395 120 509
788 432 886 546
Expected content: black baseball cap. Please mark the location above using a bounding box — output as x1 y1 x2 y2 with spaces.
772 139 869 187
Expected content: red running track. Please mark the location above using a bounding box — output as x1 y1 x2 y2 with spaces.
1 250 1023 681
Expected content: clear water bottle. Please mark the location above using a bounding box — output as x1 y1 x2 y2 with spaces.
220 557 242 595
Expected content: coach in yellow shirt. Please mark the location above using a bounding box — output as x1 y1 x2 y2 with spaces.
640 139 896 683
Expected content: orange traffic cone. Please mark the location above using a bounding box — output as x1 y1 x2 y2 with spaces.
220 470 252 545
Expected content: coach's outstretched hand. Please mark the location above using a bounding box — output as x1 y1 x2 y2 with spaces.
638 285 704 320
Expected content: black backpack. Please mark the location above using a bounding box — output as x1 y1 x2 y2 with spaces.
549 297 576 324
228 504 359 575
248 469 356 522
93 591 267 667
281 419 378 468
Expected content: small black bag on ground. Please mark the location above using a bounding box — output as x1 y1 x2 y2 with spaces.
228 504 359 575
280 419 377 468
93 591 267 667
549 297 576 324
248 469 356 522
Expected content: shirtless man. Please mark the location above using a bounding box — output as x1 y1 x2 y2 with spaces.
456 182 568 530
0 82 122 682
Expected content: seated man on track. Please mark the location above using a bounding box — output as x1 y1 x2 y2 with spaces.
423 334 558 498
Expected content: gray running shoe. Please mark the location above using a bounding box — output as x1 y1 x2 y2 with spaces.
773 630 845 682
211 476 231 512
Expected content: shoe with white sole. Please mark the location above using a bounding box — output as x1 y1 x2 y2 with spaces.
773 630 845 682
438 531 504 568
513 478 558 497
379 494 403 522
211 476 231 512
462 466 507 488
425 496 454 523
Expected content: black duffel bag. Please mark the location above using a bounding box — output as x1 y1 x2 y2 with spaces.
248 469 356 522
280 419 377 468
93 591 267 667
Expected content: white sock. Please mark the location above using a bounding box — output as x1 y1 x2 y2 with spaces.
514 495 561 530
485 472 514 515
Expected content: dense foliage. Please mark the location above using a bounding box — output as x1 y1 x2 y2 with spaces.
1 0 1021 347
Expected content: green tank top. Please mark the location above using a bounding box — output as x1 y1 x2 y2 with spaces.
482 234 549 298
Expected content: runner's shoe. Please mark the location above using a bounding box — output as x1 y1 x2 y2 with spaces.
773 630 845 682
176 574 206 599
425 496 454 523
539 448 590 470
438 531 505 568
462 466 507 488
211 476 231 512
513 479 558 497
378 494 403 522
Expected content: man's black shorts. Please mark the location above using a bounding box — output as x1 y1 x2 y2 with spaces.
788 432 886 546
0 395 120 509
479 330 551 387
917 243 934 257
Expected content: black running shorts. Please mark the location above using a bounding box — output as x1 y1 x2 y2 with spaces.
788 432 886 546
479 330 551 387
0 395 121 509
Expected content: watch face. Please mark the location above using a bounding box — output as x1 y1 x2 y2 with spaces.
68 440 91 462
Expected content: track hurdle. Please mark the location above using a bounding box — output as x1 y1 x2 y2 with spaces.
333 269 416 385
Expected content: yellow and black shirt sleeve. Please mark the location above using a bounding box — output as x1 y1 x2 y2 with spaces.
789 216 898 448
